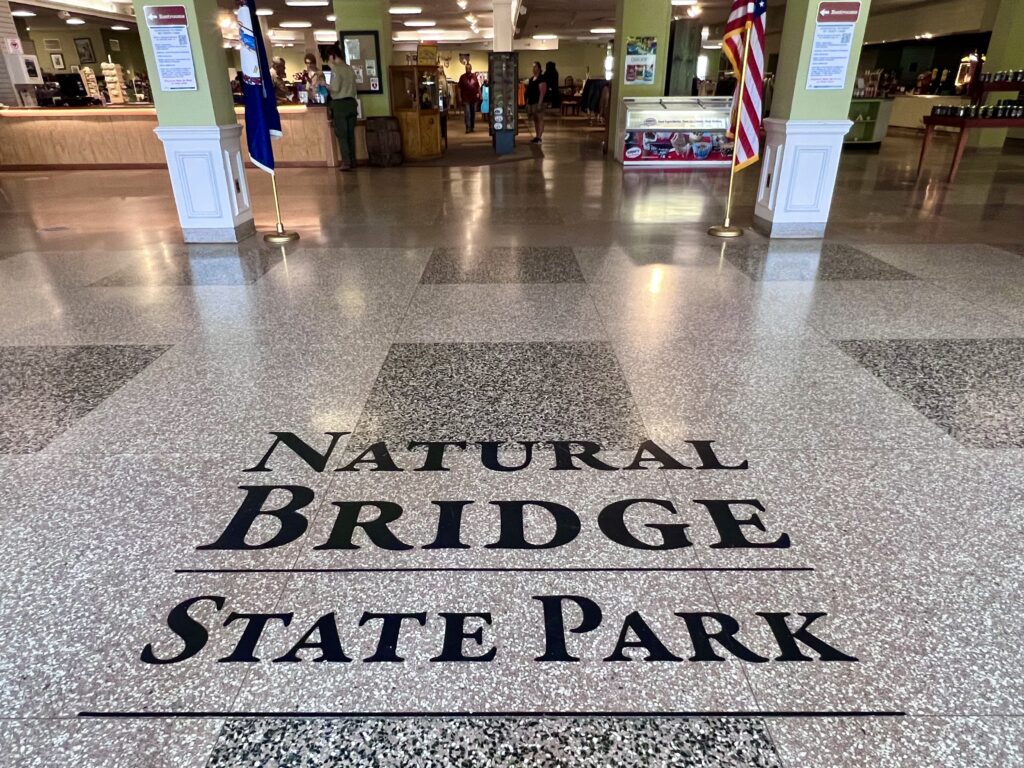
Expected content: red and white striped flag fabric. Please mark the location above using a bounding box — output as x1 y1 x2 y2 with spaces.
722 0 767 171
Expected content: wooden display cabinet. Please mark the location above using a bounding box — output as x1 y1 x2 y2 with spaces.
389 65 444 161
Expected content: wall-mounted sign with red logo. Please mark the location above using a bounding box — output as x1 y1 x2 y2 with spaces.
144 5 188 27
817 1 861 24
143 5 197 91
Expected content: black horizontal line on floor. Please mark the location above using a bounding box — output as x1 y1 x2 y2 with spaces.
173 566 814 574
77 710 905 720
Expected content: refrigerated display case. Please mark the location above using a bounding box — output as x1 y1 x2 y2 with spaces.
620 96 734 168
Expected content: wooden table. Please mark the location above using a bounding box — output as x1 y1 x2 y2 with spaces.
917 114 1024 182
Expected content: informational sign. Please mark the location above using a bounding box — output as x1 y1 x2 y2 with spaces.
488 50 518 151
2 37 24 54
806 1 860 90
624 36 656 85
417 44 438 66
144 5 197 92
339 30 384 95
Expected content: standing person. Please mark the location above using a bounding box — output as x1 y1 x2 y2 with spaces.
481 78 490 126
326 45 358 171
525 61 547 143
270 57 292 104
544 61 561 109
457 62 481 133
301 52 326 103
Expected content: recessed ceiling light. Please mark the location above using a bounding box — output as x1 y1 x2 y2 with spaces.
256 8 274 15
326 14 336 21
405 19 436 26
279 21 312 28
389 6 422 14
456 0 467 8
671 0 696 4
285 0 328 6
11 9 35 16
590 27 614 34
532 34 556 40
66 17 86 25
111 24 130 30
686 5 702 17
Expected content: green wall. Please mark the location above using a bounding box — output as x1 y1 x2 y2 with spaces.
131 0 236 126
611 0 671 99
21 24 107 75
771 0 873 120
332 0 392 116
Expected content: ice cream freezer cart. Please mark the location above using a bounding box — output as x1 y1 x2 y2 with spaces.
619 96 735 169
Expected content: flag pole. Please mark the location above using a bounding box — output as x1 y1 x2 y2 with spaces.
708 21 754 239
264 171 299 244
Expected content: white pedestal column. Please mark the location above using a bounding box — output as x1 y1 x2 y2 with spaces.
753 117 852 239
154 124 255 244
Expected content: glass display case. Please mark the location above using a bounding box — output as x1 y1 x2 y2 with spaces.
488 52 518 154
620 96 734 168
389 64 444 160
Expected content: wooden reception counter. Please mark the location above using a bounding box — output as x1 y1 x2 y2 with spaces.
0 104 367 170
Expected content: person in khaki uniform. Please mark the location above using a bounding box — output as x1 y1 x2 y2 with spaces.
326 45 358 171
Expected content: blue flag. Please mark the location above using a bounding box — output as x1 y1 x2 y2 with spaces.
237 0 281 174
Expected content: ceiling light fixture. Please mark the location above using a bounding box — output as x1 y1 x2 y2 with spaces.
590 27 614 34
671 0 697 5
285 0 328 6
389 6 422 14
326 14 335 21
279 20 312 28
532 34 556 40
11 9 35 16
404 19 436 26
256 8 274 15
686 4 702 17
111 24 130 30
456 0 467 8
66 17 86 25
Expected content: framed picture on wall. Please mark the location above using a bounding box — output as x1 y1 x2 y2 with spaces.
338 30 383 95
74 37 96 65
43 39 62 51
109 39 121 52
50 53 66 70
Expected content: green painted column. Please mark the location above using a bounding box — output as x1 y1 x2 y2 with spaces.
753 0 873 238
132 0 236 127
332 0 393 117
133 0 254 242
770 0 873 120
610 0 672 159
976 0 1024 147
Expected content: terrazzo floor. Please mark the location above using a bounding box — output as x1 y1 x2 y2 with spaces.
0 123 1022 767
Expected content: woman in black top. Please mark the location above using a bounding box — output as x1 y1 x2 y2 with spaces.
525 61 547 143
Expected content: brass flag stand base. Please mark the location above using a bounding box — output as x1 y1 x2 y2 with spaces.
707 224 744 238
264 172 299 244
708 18 753 240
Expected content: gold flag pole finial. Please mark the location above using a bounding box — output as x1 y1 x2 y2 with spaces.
264 172 300 244
708 22 754 239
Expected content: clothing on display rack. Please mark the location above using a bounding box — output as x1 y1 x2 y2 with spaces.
580 78 610 114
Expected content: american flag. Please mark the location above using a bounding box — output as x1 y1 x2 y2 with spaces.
722 0 767 171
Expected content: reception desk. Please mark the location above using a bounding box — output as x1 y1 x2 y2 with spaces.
0 104 368 170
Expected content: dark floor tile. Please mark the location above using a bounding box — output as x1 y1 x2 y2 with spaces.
349 341 646 448
90 247 284 286
722 242 917 281
0 344 169 453
834 338 1024 448
420 246 584 284
206 717 782 767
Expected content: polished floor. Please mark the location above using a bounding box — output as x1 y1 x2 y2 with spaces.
1 121 1023 767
